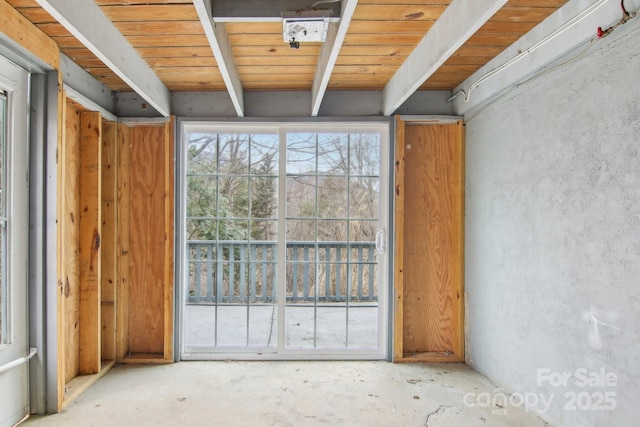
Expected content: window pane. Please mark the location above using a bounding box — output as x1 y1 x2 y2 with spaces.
317 133 348 175
250 177 277 219
187 133 217 175
286 176 315 218
350 133 380 176
286 132 315 174
219 133 249 175
250 134 278 176
186 176 217 217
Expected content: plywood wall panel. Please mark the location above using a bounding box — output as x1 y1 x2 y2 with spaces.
127 125 168 355
395 121 464 362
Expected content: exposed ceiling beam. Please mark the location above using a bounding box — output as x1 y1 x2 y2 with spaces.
194 0 244 117
35 0 171 117
311 0 358 116
382 0 508 116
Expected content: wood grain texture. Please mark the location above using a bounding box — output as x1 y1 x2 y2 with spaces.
127 125 167 355
6 0 569 91
0 0 59 69
163 119 175 361
116 123 130 361
393 117 405 361
63 100 81 383
78 111 102 375
402 122 463 357
56 84 66 411
101 120 117 362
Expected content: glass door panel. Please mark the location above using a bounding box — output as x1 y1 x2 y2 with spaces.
182 123 387 359
284 130 382 351
184 130 279 350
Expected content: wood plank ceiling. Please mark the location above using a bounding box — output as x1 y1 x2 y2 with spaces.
6 0 568 97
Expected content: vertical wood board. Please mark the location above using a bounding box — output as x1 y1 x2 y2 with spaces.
402 122 463 355
127 125 167 355
393 117 405 361
101 119 117 361
163 119 175 361
116 123 130 361
78 111 102 375
62 101 81 383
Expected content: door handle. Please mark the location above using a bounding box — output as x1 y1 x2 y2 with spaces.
375 229 386 254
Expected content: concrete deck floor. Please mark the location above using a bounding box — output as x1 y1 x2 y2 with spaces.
185 304 379 349
24 362 550 427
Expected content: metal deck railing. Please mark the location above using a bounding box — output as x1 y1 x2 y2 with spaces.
187 240 378 304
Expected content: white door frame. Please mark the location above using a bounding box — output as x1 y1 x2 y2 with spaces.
179 121 390 360
0 55 31 427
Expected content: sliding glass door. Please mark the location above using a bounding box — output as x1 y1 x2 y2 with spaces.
181 123 388 359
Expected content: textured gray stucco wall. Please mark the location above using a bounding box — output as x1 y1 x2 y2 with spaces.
464 22 640 427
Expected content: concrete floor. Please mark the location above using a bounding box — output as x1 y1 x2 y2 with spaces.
24 362 550 427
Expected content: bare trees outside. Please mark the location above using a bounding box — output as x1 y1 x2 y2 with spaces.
186 129 381 304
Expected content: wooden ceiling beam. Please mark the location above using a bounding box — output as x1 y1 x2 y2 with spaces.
311 0 358 117
34 0 171 116
193 0 244 117
382 0 508 116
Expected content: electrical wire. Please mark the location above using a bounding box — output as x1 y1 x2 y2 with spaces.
448 0 636 105
310 0 340 9
464 19 640 123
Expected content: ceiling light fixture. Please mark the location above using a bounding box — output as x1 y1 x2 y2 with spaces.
282 10 332 49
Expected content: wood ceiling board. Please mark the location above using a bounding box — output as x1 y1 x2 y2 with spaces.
5 0 40 6
413 3 566 90
165 82 228 91
35 21 72 36
160 74 227 84
477 21 539 34
239 74 313 83
153 67 221 77
328 79 391 90
339 45 414 56
228 33 296 46
335 55 406 66
120 35 211 48
492 6 559 22
243 82 313 90
99 5 199 21
443 55 504 66
95 76 129 91
146 56 219 67
11 6 56 23
353 5 446 21
343 33 425 46
347 20 434 33
237 65 317 75
232 45 322 57
111 21 204 36
235 56 318 66
333 64 401 74
134 47 215 57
